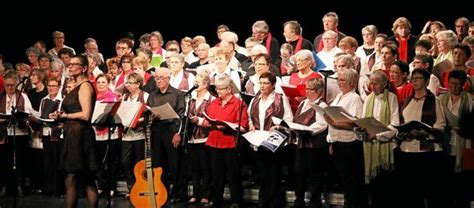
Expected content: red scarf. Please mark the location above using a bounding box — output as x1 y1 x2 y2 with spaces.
152 46 163 56
115 70 132 89
96 90 117 102
144 72 151 84
115 72 125 88
396 34 410 62
280 63 288 76
89 73 97 89
0 76 4 94
294 35 304 53
265 33 272 54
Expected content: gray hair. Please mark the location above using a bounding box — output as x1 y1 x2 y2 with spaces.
362 25 378 35
337 68 358 88
155 67 172 77
436 30 458 49
252 20 269 33
215 75 238 93
294 49 316 68
370 70 388 87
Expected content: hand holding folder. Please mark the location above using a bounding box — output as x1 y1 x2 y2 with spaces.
203 112 242 132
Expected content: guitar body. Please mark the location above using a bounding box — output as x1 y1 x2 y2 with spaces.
130 159 168 207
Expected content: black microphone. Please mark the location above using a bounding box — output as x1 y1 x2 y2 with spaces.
184 84 199 96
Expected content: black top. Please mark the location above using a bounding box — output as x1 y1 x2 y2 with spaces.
146 85 185 133
27 87 48 111
60 81 98 173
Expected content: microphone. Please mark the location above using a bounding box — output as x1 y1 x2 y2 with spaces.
184 84 199 96
16 76 29 88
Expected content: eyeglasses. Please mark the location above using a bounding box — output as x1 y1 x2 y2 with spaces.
167 47 179 51
4 84 16 88
252 31 266 35
68 63 83 67
216 87 229 91
125 81 138 85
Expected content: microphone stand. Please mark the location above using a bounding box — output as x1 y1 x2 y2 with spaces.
99 114 120 208
236 92 244 151
105 116 114 208
178 93 192 200
7 78 30 207
7 104 18 208
181 94 192 151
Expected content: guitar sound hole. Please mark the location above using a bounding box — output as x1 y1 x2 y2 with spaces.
141 171 154 180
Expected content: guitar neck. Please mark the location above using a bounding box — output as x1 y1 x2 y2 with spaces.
143 112 158 207
144 112 152 167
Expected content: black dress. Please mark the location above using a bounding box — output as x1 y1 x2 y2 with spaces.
59 81 98 173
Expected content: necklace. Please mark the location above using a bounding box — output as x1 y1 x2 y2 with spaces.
413 95 426 102
129 92 141 101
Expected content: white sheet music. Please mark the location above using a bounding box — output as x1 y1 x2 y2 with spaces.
148 103 179 120
243 130 269 146
243 130 287 152
116 101 145 127
271 117 315 132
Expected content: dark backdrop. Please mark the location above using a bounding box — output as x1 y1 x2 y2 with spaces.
1 4 471 65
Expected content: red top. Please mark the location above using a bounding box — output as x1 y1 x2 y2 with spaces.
288 72 322 113
289 71 321 86
395 82 414 106
205 95 248 149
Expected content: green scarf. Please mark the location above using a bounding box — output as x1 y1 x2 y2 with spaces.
363 89 395 184
440 91 470 172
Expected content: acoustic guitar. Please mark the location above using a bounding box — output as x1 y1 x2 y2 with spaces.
130 112 168 207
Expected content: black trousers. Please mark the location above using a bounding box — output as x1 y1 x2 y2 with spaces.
4 135 29 188
151 123 185 198
255 147 285 207
209 147 243 206
294 146 331 207
187 142 212 199
42 137 64 195
0 143 8 188
95 139 121 191
332 140 367 208
120 139 144 188
396 150 449 208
